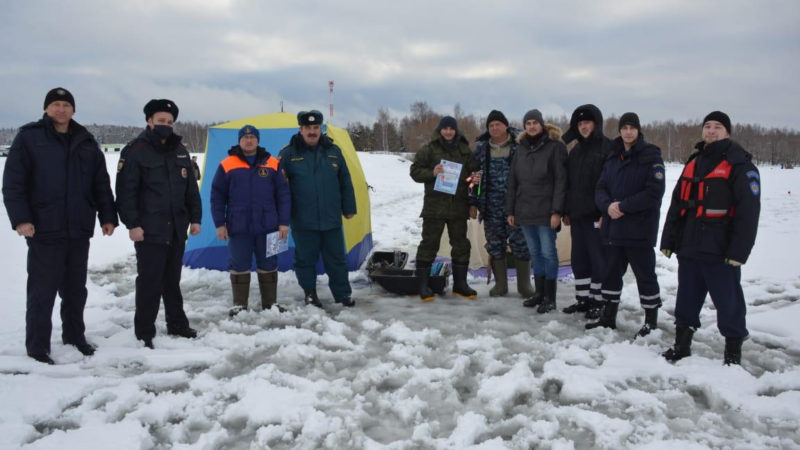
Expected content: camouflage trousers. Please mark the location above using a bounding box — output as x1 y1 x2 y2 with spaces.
415 218 470 264
483 218 530 261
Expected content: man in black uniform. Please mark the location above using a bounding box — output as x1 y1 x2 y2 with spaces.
3 87 118 364
661 111 760 365
115 99 202 349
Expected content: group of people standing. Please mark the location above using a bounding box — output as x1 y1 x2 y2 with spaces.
411 105 760 365
3 88 356 364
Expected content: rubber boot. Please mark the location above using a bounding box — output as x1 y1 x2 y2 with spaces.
452 262 477 299
636 307 659 338
229 272 251 317
515 259 536 298
416 261 435 302
523 276 545 307
489 258 508 297
257 270 285 312
662 326 694 362
584 298 604 320
585 301 618 329
562 299 589 314
304 289 324 308
723 337 744 365
537 279 557 313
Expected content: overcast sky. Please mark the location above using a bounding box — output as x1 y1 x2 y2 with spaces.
2 0 798 131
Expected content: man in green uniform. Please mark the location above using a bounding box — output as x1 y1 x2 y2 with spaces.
279 110 357 308
410 116 482 301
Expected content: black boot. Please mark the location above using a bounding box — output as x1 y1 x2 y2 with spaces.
416 262 435 302
584 299 604 319
723 337 744 365
562 299 590 314
663 326 694 362
636 307 659 338
537 279 557 313
452 262 477 299
585 301 618 329
304 289 324 308
523 276 545 307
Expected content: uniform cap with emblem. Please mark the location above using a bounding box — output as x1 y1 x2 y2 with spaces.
297 110 324 126
238 124 260 142
143 99 179 121
44 87 75 111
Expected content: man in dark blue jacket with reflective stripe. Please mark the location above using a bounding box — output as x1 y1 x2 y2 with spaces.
3 87 118 364
660 111 760 365
279 110 357 308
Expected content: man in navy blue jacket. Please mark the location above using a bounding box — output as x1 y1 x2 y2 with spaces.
211 125 290 315
586 113 665 336
3 88 118 364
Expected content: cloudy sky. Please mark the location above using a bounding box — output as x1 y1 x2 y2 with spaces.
2 0 798 131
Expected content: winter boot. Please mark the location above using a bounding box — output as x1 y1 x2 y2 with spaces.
585 301 619 330
562 299 590 314
229 272 251 317
662 326 695 362
416 262 435 302
636 307 659 338
452 262 477 299
584 298 604 320
257 270 285 312
489 258 508 297
537 279 557 314
523 276 545 308
723 337 744 365
515 259 536 298
304 289 324 308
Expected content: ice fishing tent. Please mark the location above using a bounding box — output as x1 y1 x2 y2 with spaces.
183 112 372 273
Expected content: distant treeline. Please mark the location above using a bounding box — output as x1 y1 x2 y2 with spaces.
2 104 797 164
346 102 800 165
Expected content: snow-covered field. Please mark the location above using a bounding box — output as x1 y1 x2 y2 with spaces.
1 151 799 449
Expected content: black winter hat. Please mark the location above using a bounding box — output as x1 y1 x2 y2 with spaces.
44 87 75 111
485 110 509 128
618 112 641 131
522 109 544 126
703 111 731 134
574 106 595 123
437 116 458 132
144 99 179 121
298 110 324 126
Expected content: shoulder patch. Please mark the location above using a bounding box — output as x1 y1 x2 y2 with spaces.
749 180 760 196
746 170 760 181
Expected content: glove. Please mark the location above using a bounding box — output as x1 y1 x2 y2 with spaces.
725 258 743 267
660 249 672 258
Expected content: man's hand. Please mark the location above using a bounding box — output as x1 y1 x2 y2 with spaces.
190 223 201 236
562 215 571 226
216 225 228 241
467 171 481 186
101 223 116 236
550 213 561 230
278 225 289 240
725 258 743 267
433 164 444 176
608 201 625 219
469 206 478 220
344 214 355 219
15 222 35 238
507 215 515 227
129 227 144 242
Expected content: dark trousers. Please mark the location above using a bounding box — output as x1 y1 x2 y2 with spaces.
228 233 277 272
416 218 470 264
675 257 748 338
569 219 607 302
602 245 661 309
292 228 351 301
134 237 190 340
26 238 90 356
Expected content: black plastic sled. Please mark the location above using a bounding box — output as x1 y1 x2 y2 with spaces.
366 251 450 295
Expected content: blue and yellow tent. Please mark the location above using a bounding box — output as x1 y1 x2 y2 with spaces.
182 112 373 273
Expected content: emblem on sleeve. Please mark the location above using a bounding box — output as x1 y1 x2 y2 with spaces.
749 180 760 196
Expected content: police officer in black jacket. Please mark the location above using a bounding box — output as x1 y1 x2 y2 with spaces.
115 99 202 349
3 87 118 364
661 111 760 365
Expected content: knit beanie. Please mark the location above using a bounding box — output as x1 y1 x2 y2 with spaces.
44 87 75 111
703 111 731 134
522 109 544 126
437 116 458 132
618 112 641 131
485 110 509 128
238 124 260 141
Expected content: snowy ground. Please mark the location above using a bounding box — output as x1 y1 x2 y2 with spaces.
1 151 799 449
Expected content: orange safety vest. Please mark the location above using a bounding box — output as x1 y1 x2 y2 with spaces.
679 158 735 219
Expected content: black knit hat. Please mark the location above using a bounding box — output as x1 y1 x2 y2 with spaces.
618 112 641 131
298 110 324 126
44 87 75 111
437 116 458 132
486 110 509 128
522 109 544 126
703 111 731 134
144 99 179 121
